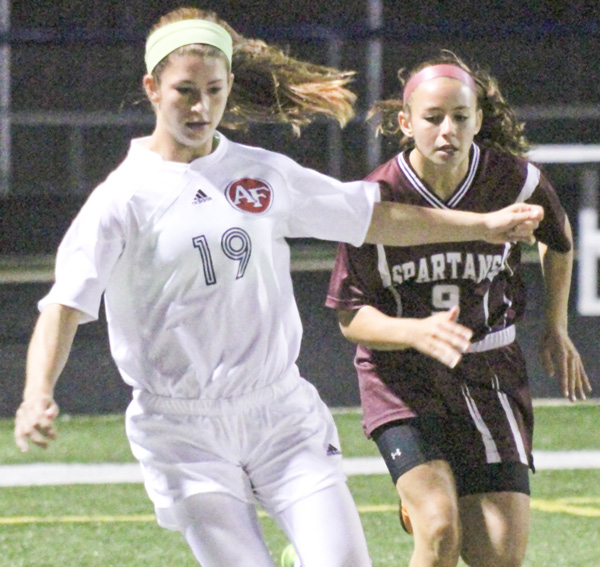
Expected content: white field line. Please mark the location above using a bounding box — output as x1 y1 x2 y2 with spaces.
1 451 600 487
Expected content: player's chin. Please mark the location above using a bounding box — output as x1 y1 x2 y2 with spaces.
181 132 211 146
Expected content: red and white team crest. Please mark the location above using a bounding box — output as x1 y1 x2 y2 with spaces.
225 178 273 214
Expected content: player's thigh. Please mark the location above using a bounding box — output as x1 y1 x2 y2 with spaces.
373 418 459 522
459 491 530 567
179 492 276 567
274 482 371 567
397 460 460 537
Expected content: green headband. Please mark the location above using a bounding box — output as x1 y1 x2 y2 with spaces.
145 19 233 74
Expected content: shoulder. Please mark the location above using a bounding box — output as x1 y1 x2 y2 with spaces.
82 142 166 224
224 139 299 171
365 152 416 202
221 138 349 195
475 146 542 199
365 154 402 184
88 154 142 207
471 147 563 212
478 146 532 181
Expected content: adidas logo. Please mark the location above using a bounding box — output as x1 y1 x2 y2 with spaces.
326 444 341 456
192 188 212 205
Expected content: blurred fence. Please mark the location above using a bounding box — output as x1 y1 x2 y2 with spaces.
1 4 600 197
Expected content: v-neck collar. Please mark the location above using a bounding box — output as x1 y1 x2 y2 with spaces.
397 143 480 209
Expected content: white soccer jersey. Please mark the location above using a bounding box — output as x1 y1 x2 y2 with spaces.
41 133 380 399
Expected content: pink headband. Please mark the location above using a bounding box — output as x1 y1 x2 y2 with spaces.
403 64 477 105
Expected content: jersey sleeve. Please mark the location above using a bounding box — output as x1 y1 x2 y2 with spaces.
38 183 127 324
283 160 381 246
326 240 383 312
325 166 402 312
527 167 571 253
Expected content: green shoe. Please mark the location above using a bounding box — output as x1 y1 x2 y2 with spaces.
280 543 302 567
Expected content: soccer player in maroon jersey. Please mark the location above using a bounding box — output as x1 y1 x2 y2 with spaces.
327 52 591 567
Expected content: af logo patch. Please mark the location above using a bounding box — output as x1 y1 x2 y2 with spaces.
225 178 273 214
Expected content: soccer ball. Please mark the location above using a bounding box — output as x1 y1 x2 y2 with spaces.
280 543 302 567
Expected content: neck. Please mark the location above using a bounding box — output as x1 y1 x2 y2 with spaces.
408 149 470 201
146 130 218 163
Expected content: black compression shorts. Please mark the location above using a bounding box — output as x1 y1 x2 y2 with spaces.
372 416 530 496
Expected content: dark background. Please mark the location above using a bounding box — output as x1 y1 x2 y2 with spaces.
1 1 600 415
5 0 600 196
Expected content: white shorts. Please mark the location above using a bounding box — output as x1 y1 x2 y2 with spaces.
125 371 346 531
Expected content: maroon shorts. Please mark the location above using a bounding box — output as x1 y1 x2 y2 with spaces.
371 381 533 496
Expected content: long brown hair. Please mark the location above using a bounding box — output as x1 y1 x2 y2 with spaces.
368 51 529 157
148 7 356 135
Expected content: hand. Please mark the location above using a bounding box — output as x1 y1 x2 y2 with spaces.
409 306 472 368
483 203 544 245
540 326 592 401
14 396 60 452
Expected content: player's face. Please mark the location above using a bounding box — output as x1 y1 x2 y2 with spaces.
144 53 233 162
399 77 482 171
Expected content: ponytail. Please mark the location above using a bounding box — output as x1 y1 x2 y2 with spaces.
149 8 357 134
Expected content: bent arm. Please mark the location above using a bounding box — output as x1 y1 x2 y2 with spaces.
15 303 82 451
338 305 472 369
539 217 591 400
365 202 543 246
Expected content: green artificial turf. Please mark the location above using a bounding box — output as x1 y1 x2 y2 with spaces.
0 404 599 566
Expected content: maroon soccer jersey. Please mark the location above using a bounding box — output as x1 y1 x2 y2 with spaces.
326 144 569 438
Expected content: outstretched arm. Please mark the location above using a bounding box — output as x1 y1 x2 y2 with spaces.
15 303 82 452
538 218 591 401
365 202 543 247
338 305 472 369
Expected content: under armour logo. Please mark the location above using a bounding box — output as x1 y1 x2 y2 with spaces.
391 448 402 460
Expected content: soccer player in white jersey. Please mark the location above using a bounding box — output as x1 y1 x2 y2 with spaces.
327 52 591 567
14 10 543 567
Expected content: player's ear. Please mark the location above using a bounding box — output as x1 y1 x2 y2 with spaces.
474 107 483 135
398 110 413 138
143 74 161 105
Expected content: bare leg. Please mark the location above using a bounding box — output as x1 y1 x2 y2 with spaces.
459 491 530 567
397 460 461 567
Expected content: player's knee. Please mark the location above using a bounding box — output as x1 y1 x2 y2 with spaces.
461 543 526 567
423 518 460 560
412 502 461 564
